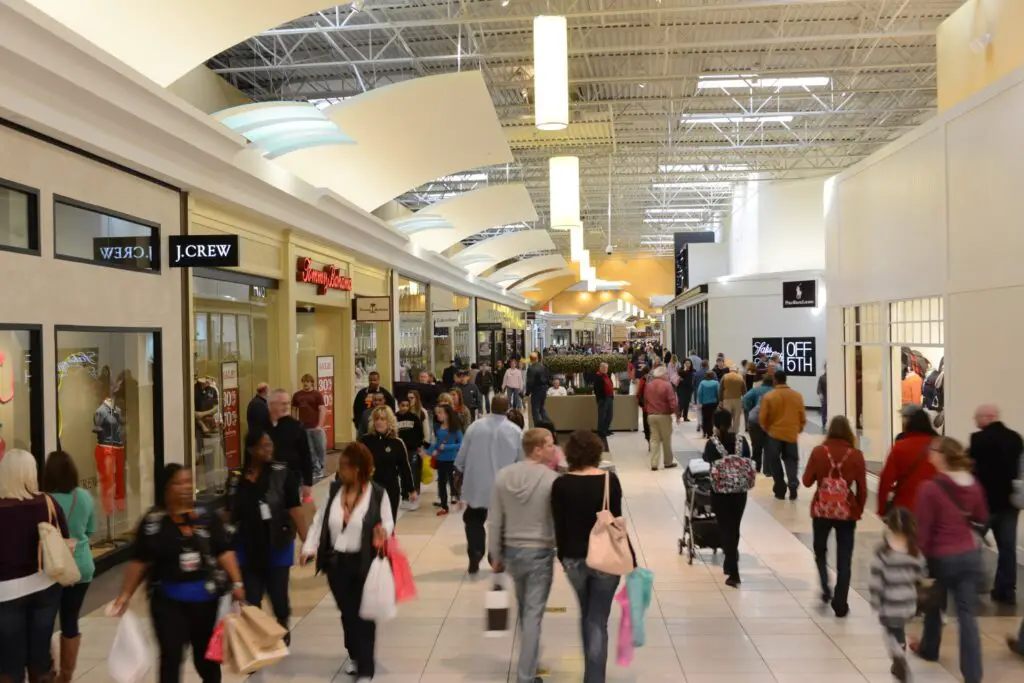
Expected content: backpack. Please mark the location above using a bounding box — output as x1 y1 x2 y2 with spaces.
709 436 755 494
811 446 853 520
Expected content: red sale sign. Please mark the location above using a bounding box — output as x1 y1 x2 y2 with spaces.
316 355 335 449
221 362 240 469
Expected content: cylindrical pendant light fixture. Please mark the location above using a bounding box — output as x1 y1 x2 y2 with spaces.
533 15 569 131
569 225 584 262
549 155 580 231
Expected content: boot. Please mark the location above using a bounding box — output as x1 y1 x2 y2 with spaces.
58 635 81 683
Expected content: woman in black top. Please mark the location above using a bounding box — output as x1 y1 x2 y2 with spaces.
676 359 696 423
112 464 243 683
551 431 627 683
702 409 753 588
226 430 308 644
359 406 416 522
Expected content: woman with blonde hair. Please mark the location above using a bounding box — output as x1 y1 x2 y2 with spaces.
407 389 433 444
911 437 988 683
359 405 416 522
0 449 71 683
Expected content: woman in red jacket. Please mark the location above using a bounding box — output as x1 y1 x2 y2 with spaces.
802 416 867 617
876 409 938 517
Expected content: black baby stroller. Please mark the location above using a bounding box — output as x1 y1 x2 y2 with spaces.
679 461 721 564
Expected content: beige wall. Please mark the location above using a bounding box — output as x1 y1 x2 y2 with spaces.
937 0 1024 111
0 124 184 516
166 66 251 114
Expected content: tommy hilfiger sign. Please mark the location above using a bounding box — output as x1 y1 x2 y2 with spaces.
782 280 817 308
296 257 353 294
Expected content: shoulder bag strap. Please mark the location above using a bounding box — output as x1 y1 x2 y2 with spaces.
934 477 973 521
44 494 57 525
602 471 611 512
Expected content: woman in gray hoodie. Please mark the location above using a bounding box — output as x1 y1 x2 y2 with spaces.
488 428 559 683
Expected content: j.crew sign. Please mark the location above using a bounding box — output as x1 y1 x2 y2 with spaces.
168 235 240 268
296 257 352 295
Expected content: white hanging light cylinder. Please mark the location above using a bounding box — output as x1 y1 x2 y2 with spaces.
533 15 569 131
569 225 584 261
549 155 580 231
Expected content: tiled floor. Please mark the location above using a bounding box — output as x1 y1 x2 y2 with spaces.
71 422 1024 683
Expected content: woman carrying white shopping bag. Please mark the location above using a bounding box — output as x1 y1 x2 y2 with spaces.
302 442 394 683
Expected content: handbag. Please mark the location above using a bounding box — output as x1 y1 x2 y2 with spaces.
586 472 634 576
240 604 288 650
484 573 511 637
38 495 81 586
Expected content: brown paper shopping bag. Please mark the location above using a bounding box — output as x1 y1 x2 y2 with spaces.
240 605 288 650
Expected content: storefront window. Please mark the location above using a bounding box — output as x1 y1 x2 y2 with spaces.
193 275 279 495
398 277 429 380
354 322 380 390
843 304 885 470
56 328 159 556
54 198 159 272
0 327 41 459
0 179 39 254
889 297 945 438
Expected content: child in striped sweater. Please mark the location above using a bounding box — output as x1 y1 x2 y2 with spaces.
868 507 926 683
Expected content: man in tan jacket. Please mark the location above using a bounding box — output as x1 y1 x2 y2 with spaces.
719 366 747 433
759 370 807 500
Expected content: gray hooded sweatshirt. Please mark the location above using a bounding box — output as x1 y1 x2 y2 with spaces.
487 460 558 565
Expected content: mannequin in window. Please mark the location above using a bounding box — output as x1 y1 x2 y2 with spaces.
93 395 126 521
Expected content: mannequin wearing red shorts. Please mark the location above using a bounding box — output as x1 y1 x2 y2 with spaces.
93 397 126 515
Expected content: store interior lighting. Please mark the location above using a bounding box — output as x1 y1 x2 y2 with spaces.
548 155 580 230
682 114 795 125
533 16 569 131
643 217 701 223
646 207 705 214
659 163 751 173
652 181 733 189
696 75 831 90
569 224 585 261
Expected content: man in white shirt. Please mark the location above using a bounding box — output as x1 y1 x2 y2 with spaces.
455 395 523 575
546 377 568 397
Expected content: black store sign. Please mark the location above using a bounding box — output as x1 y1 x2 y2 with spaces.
169 235 240 268
782 280 817 308
751 336 817 377
93 236 157 269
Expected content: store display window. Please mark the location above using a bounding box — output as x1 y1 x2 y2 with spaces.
354 322 380 391
0 326 42 461
889 297 945 438
54 197 159 273
842 304 885 470
398 277 429 380
0 178 39 254
193 274 280 495
55 327 160 558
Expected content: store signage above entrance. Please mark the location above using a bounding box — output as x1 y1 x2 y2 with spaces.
782 280 817 308
168 235 239 268
432 310 461 327
750 337 817 377
353 296 392 322
93 236 157 269
751 338 783 361
296 256 352 295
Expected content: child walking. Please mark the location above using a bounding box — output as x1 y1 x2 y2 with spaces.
868 507 926 682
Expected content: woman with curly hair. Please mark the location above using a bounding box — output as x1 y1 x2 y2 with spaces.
359 405 416 522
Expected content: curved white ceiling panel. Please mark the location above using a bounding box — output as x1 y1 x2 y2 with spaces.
487 254 568 286
452 229 556 276
213 102 354 159
24 0 339 86
405 184 537 253
272 72 514 212
510 269 577 292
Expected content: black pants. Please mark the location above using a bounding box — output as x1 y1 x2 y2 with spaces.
482 391 491 413
531 389 550 425
641 410 650 442
748 422 766 473
409 452 422 495
813 517 856 611
59 581 91 638
712 493 747 580
766 438 800 498
463 506 489 568
150 593 221 683
700 404 717 438
327 553 376 679
596 399 613 436
242 564 291 641
676 385 691 419
437 461 456 510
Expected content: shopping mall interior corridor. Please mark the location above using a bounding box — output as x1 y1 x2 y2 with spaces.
72 426 1024 683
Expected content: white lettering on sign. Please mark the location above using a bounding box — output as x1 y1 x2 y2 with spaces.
174 243 233 262
100 246 151 261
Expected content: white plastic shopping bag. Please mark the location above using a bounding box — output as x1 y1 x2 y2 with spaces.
359 556 397 622
108 610 154 683
484 573 511 638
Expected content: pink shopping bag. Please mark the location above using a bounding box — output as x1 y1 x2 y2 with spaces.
205 619 226 663
615 585 634 666
387 535 417 603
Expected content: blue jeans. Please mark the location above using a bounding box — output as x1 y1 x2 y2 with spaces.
506 388 522 410
562 559 620 683
989 509 1019 600
306 427 327 479
919 551 984 683
0 584 61 680
505 547 554 683
765 437 799 498
531 389 551 425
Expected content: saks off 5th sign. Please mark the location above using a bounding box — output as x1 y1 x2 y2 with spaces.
751 337 817 377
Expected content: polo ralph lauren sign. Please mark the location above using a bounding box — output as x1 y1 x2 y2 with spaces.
782 280 817 308
168 235 239 268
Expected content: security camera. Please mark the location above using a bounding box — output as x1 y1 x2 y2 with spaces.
605 245 614 255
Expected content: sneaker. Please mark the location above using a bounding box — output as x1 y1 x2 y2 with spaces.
343 659 358 675
891 657 908 683
651 466 659 471
432 501 443 508
832 603 850 618
436 508 449 516
404 500 420 511
820 590 832 605
908 640 937 662
665 462 679 469
789 490 798 501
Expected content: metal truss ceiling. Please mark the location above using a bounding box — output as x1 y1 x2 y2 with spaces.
210 0 964 256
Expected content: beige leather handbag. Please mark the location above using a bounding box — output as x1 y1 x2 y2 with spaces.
585 472 633 575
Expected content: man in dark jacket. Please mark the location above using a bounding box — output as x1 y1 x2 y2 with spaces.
526 352 551 426
593 362 615 447
442 359 458 390
267 388 313 500
246 383 271 435
970 404 1023 605
456 370 482 422
475 364 494 413
351 370 395 428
